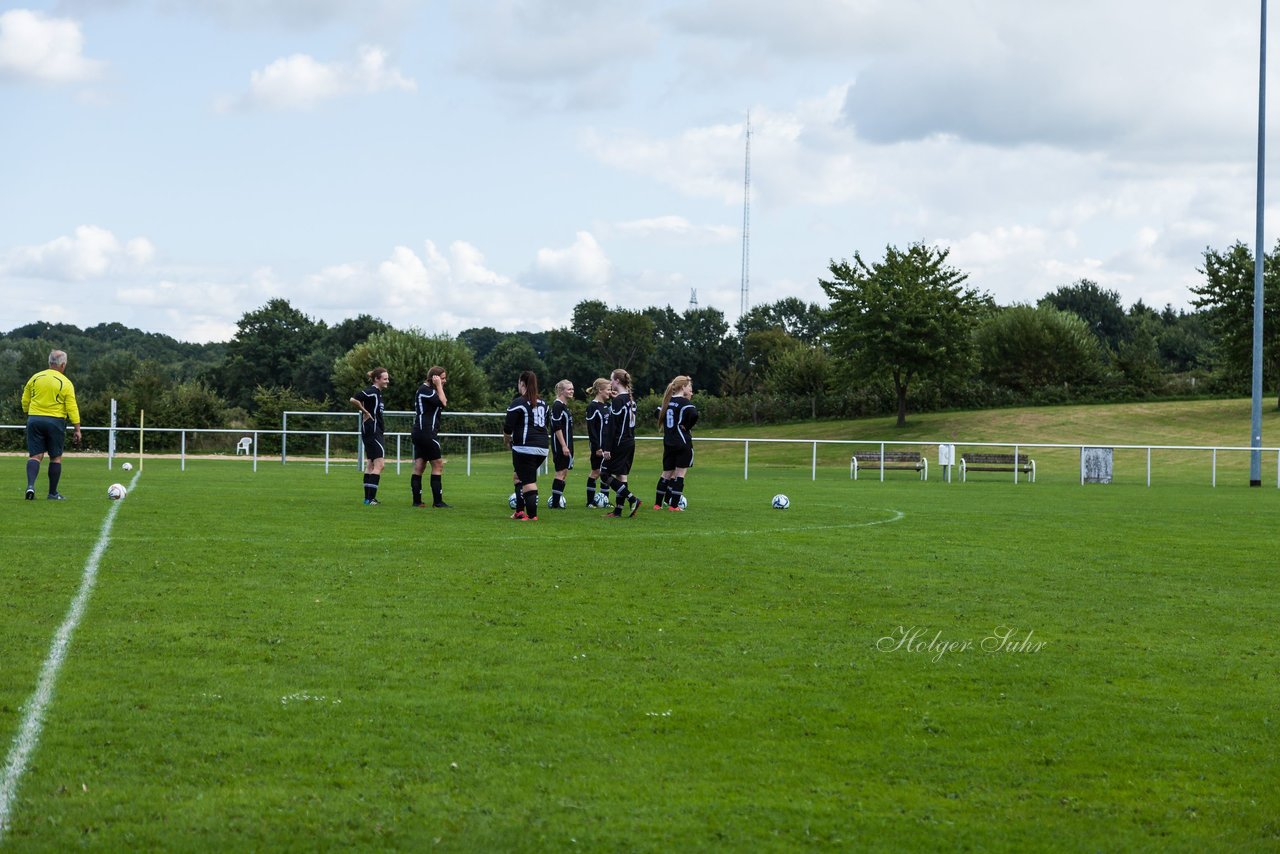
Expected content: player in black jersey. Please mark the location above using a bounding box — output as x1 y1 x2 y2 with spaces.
503 370 550 520
600 368 641 518
411 366 449 508
548 379 575 509
349 367 390 505
656 375 697 511
584 377 612 508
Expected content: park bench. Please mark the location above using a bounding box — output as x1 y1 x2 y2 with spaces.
960 452 1036 482
850 451 928 481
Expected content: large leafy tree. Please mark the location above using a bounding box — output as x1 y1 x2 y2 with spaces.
975 305 1108 392
736 296 830 345
822 243 990 427
1039 279 1129 355
481 335 548 399
1191 240 1280 403
216 299 323 410
333 329 487 412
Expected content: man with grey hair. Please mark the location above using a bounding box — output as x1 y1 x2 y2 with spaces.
22 349 82 500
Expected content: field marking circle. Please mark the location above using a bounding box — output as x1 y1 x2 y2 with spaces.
490 507 905 540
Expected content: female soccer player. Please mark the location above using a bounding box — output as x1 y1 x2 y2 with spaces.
411 366 449 507
600 368 640 518
349 367 390 505
584 377 612 508
656 375 698 511
503 370 549 520
548 379 575 509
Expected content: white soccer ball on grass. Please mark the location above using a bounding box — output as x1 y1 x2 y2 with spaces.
771 494 790 510
107 483 127 500
121 462 133 471
509 492 520 510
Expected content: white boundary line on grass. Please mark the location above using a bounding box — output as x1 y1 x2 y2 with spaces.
0 471 140 840
495 508 907 539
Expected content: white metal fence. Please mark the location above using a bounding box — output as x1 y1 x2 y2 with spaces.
4 418 1280 487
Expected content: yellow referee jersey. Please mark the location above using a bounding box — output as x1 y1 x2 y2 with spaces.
22 369 81 424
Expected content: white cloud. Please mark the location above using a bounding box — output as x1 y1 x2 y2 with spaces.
608 215 736 244
0 9 104 84
221 45 415 111
1 226 155 281
530 231 613 290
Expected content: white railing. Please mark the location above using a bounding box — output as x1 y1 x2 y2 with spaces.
3 423 1279 486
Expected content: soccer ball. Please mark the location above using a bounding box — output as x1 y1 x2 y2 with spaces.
592 492 610 508
677 494 688 509
509 492 520 509
546 493 567 509
107 483 127 500
771 494 790 510
121 462 133 472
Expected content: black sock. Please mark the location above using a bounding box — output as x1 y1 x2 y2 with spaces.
365 473 380 500
586 476 597 505
670 476 685 507
27 459 40 490
524 489 539 518
551 478 565 508
655 477 669 507
613 482 630 513
48 462 62 495
431 474 443 504
411 474 423 505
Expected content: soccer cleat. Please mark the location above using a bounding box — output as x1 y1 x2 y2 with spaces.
25 487 35 500
413 502 427 508
666 505 684 512
433 501 452 508
627 496 640 517
511 510 529 520
47 493 66 501
653 504 662 511
364 498 380 506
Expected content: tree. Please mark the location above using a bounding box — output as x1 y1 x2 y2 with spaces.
975 305 1108 392
592 309 655 387
1039 279 1129 355
821 243 989 427
457 327 506 363
765 345 832 418
481 335 547 399
1191 240 1280 403
216 299 323 410
333 329 487 412
736 297 830 344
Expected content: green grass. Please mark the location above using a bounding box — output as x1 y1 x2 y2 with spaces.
2 415 1279 851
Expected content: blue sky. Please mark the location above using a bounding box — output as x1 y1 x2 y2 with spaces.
1 1 1276 342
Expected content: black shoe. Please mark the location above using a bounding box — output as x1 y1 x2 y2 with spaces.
47 493 66 501
433 501 451 508
627 495 640 517
25 487 35 500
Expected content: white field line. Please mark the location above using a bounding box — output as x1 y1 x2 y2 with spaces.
0 471 140 839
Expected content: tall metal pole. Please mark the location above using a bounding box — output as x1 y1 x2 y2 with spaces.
1251 0 1268 486
740 111 751 319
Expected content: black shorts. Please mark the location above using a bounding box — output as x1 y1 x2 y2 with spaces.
413 433 442 462
663 445 694 471
589 444 604 470
26 416 66 457
553 449 573 472
362 430 385 461
512 450 546 484
602 443 635 477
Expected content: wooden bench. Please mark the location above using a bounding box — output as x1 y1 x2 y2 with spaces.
960 453 1036 482
851 451 927 481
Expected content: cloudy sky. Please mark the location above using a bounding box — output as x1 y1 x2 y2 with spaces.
1 1 1275 342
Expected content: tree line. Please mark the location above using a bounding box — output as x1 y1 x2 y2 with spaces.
1 238 1274 449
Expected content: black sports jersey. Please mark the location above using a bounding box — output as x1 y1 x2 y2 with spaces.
586 400 608 450
550 399 574 455
663 397 698 448
353 385 385 434
602 392 636 453
413 384 445 436
505 395 550 456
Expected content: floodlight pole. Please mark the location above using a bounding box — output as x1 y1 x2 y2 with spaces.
1250 0 1268 486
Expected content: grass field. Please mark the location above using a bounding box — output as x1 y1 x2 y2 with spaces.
2 406 1279 851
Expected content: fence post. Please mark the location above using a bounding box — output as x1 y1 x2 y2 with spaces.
1147 447 1152 487
744 441 749 480
1014 444 1020 484
253 431 259 472
325 433 331 474
467 436 472 477
879 441 885 482
281 412 287 465
812 442 817 481
1212 449 1217 487
181 430 186 472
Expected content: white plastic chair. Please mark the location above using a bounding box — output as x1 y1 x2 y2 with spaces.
235 436 253 455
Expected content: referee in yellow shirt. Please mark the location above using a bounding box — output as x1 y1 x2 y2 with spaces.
22 349 82 500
